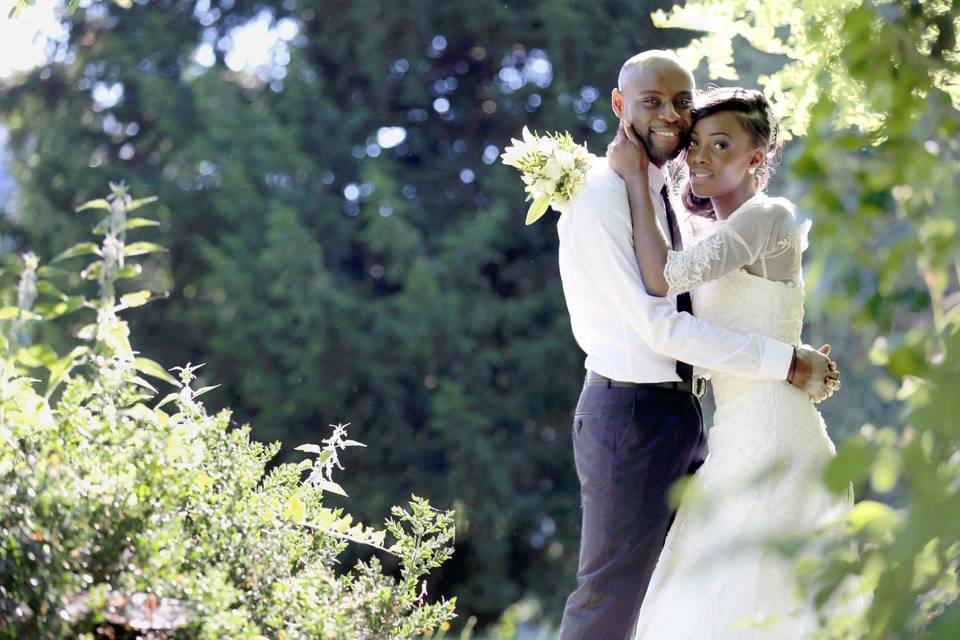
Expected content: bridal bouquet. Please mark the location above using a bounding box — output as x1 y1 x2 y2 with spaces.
500 127 598 224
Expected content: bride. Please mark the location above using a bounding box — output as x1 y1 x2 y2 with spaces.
608 86 861 639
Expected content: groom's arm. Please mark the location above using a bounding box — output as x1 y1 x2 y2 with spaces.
567 178 794 381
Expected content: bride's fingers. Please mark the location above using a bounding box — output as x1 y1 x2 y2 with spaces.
622 119 642 147
608 125 625 154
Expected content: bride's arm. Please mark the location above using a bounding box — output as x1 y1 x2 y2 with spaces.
607 123 671 296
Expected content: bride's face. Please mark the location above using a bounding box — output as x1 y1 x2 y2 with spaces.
686 111 762 198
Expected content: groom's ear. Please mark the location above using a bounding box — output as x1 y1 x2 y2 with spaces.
611 88 624 117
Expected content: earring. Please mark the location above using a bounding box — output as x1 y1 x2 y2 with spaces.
748 167 757 175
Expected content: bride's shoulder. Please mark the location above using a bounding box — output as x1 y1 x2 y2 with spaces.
749 194 797 222
754 194 812 252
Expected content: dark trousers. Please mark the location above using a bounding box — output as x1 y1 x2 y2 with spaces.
558 378 707 640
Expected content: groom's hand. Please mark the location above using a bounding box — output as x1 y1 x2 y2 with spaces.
789 344 841 403
607 120 649 182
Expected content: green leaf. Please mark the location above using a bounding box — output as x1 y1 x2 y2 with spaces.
845 500 902 539
192 384 219 398
119 290 154 308
284 494 307 522
525 194 551 225
126 196 158 212
33 296 86 320
36 281 67 300
92 217 111 235
869 447 902 494
0 307 42 321
911 538 942 590
36 266 69 279
295 444 324 455
81 262 101 280
75 323 97 341
52 242 100 263
317 480 348 497
823 434 873 494
116 265 142 280
94 216 161 235
121 403 157 423
133 357 178 385
125 217 161 229
129 376 158 394
123 242 167 257
75 198 111 212
314 507 339 529
16 344 59 368
46 346 89 397
154 392 180 410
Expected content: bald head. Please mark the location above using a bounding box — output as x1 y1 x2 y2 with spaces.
618 50 694 92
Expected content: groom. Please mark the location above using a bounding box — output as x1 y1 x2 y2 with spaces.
556 50 839 639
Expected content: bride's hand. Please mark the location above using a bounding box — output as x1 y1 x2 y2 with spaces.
790 344 841 403
607 120 649 182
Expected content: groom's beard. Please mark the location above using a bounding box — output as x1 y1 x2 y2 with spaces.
640 129 690 166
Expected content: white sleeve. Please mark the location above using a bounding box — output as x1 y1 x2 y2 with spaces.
664 201 793 295
567 183 793 381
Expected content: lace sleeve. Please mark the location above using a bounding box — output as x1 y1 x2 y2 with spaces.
769 218 811 257
662 200 796 295
663 233 725 295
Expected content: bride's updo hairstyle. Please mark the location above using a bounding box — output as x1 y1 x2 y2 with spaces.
676 87 783 219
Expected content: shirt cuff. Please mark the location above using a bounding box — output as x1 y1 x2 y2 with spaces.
758 339 794 381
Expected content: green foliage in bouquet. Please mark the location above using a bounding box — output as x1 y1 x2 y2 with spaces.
656 2 960 638
0 184 455 639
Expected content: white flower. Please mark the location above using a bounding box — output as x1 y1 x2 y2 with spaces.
555 149 576 172
501 127 599 224
500 142 525 168
530 176 556 198
542 155 563 181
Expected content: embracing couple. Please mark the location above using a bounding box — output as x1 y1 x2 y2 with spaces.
556 50 853 639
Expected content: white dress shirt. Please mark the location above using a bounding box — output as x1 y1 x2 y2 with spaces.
556 160 793 383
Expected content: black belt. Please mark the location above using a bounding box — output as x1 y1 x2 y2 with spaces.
585 370 706 398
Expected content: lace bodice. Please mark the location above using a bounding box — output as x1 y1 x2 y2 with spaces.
664 193 810 296
688 217 809 411
692 269 805 346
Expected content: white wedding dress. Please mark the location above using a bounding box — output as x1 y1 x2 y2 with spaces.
633 193 857 639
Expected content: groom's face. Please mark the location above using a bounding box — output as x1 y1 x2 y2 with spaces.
613 62 694 166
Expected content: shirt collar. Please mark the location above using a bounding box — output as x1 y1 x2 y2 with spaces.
647 162 666 193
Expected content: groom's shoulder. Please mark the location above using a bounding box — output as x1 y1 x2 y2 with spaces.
572 159 626 207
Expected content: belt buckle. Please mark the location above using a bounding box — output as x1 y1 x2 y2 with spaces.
693 377 707 398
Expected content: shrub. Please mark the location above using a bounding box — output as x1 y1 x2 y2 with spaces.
0 183 456 639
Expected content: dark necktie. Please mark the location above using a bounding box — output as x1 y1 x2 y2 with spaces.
661 185 694 383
